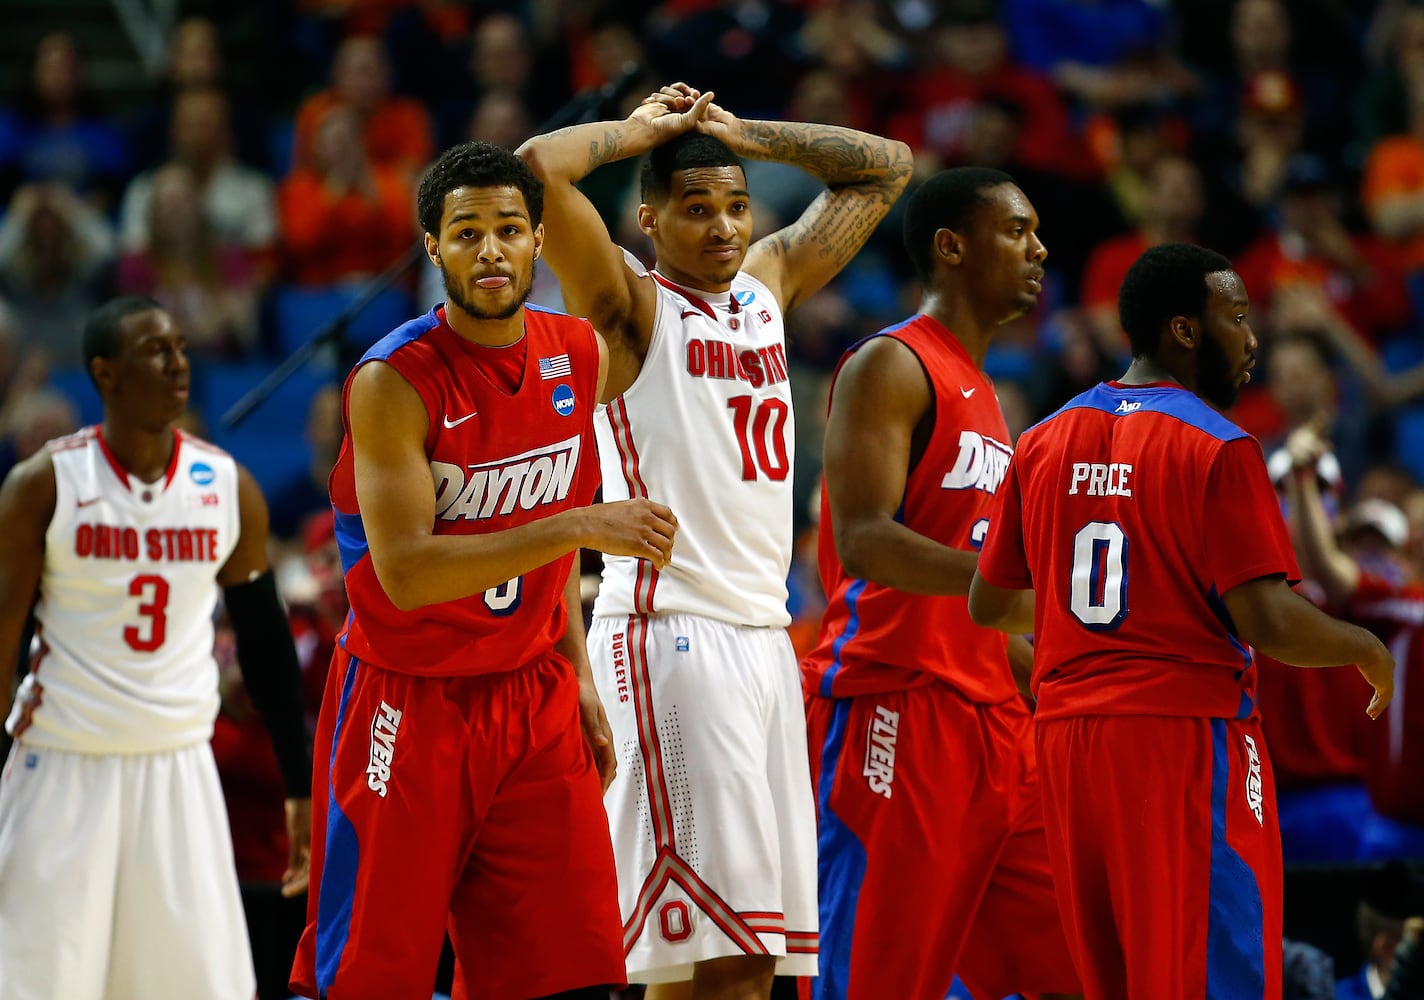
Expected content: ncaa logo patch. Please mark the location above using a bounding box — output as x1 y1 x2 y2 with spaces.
734 290 756 307
190 462 216 486
552 384 575 417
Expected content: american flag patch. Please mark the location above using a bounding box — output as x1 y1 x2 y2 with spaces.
539 354 572 380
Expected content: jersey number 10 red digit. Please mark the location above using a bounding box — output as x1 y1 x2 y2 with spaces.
727 395 790 482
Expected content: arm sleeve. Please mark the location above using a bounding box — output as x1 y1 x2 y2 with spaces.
1204 437 1302 596
977 453 1033 589
223 570 312 797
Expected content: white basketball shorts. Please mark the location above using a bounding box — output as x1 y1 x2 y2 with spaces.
0 740 256 1000
588 613 818 983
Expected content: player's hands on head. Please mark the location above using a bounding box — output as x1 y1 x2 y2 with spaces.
1356 636 1395 720
582 498 678 568
631 82 715 143
576 675 618 792
282 796 313 898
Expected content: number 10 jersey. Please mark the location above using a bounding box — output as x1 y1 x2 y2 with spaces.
8 427 240 754
593 267 794 628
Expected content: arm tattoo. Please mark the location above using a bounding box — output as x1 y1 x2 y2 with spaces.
585 129 626 174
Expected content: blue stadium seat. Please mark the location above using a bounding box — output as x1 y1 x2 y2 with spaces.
197 362 334 438
1394 405 1424 481
45 366 103 427
206 426 310 498
268 117 297 178
272 284 415 362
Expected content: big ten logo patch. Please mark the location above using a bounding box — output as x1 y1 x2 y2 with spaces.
863 705 900 799
659 900 693 942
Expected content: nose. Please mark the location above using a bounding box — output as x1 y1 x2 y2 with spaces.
477 233 504 263
1029 231 1047 263
709 210 734 239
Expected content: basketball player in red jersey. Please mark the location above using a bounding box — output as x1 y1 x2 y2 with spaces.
970 243 1395 1000
289 142 679 1000
801 168 1080 1000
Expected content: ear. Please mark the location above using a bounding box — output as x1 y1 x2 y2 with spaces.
1167 315 1197 351
532 222 544 260
637 203 657 238
424 232 441 267
934 227 964 268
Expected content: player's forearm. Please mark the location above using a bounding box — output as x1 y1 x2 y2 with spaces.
1238 590 1380 668
518 117 661 185
835 516 978 595
372 508 592 611
967 575 1035 635
726 120 912 191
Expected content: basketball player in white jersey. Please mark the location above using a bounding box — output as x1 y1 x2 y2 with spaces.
0 297 312 1000
519 84 911 999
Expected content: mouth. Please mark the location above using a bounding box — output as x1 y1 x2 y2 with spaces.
170 384 190 399
1025 271 1044 292
705 245 740 261
474 274 512 290
1240 358 1257 384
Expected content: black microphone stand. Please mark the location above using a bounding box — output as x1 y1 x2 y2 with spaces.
222 62 645 430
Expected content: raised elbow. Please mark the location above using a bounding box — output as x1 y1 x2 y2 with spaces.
515 140 553 180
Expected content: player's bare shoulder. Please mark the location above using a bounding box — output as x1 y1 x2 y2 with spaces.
0 443 59 525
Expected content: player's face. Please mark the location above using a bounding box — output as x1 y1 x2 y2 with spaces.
961 184 1047 323
1195 270 1257 410
640 166 753 292
429 185 541 322
100 309 191 430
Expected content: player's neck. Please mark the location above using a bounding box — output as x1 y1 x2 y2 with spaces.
919 292 992 369
99 419 178 485
1118 356 1188 391
445 302 526 348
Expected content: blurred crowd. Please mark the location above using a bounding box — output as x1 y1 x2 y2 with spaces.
3 0 1424 996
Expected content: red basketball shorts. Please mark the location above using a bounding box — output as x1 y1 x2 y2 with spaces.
289 648 625 1000
806 683 1079 999
1036 714 1284 1000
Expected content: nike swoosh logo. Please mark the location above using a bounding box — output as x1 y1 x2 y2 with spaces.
960 386 976 398
76 497 101 508
442 411 477 428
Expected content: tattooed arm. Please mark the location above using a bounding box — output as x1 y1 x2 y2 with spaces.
517 92 714 398
697 103 913 312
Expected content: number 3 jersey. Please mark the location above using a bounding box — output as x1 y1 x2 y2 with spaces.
331 305 601 677
977 381 1300 721
593 264 794 627
8 427 240 753
802 315 1019 703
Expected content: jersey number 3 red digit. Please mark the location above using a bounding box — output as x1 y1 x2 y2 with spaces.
124 573 170 652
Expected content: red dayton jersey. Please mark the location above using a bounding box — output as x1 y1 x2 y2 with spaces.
803 315 1017 703
1347 573 1424 824
330 305 600 677
978 381 1300 721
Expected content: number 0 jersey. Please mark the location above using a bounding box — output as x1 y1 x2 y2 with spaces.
593 262 794 627
803 315 1019 702
977 381 1300 720
8 427 240 753
331 305 602 677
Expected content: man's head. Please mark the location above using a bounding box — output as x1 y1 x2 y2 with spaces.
419 142 544 322
332 36 390 113
82 298 190 429
637 133 750 291
903 167 1046 323
1142 155 1204 235
170 87 231 169
1266 334 1335 425
1119 243 1256 409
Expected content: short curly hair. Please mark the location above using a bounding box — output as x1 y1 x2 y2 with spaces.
417 141 544 236
1118 243 1234 358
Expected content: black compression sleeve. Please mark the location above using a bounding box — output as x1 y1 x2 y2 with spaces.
223 570 312 797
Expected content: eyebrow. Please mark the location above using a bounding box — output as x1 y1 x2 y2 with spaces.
447 209 528 225
679 187 751 199
1006 214 1033 226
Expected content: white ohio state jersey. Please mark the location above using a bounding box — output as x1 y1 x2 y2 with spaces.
7 428 241 753
594 263 794 627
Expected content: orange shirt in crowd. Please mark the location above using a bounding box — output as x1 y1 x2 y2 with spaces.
293 90 435 180
1361 134 1424 271
278 165 413 285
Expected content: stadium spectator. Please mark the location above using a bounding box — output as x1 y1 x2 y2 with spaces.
278 105 414 286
